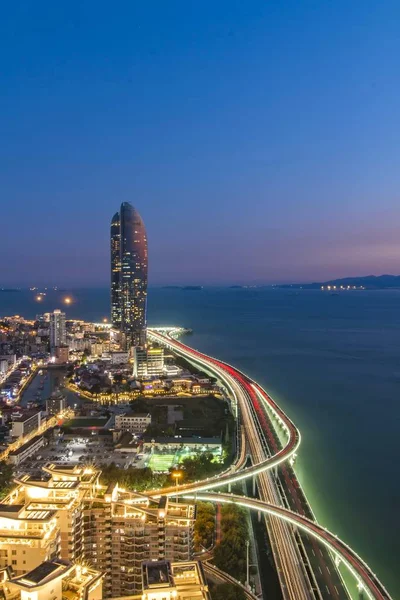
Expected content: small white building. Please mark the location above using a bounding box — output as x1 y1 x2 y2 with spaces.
163 364 181 377
115 412 151 433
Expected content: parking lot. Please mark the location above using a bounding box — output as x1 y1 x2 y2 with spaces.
14 436 151 479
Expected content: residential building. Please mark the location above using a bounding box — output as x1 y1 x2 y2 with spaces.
11 411 41 439
6 560 103 600
11 465 100 565
0 502 59 575
90 342 104 357
0 465 195 599
46 390 67 416
49 310 66 350
139 560 211 600
110 203 148 350
110 352 129 365
115 412 151 434
69 338 91 352
52 346 69 365
84 488 195 598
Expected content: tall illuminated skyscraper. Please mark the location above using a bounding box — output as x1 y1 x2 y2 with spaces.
110 211 122 328
110 202 148 348
49 309 66 350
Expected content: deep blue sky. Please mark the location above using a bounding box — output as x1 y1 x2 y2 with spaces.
1 1 399 286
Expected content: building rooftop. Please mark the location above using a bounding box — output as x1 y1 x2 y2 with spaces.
0 505 24 516
9 434 43 456
118 411 151 418
142 560 211 600
10 559 103 598
12 410 40 423
143 561 173 589
143 436 221 445
17 560 64 585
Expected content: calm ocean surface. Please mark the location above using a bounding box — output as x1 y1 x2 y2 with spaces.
1 287 399 596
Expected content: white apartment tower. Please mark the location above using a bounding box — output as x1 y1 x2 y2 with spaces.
49 310 66 351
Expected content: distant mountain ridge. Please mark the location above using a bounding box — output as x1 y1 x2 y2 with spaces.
279 274 400 290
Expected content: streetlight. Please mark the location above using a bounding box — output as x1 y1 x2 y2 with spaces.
171 470 182 502
246 540 250 589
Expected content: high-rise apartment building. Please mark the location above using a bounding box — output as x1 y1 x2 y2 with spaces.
110 203 148 350
49 310 66 351
0 465 195 599
84 489 194 598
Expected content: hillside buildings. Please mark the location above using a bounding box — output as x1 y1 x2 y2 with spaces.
0 465 195 598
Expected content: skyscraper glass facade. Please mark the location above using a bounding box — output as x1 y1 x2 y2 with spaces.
110 202 148 348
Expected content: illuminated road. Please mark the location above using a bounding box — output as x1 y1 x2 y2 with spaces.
147 328 392 600
0 408 73 461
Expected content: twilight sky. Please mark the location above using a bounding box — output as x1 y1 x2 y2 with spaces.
1 1 400 286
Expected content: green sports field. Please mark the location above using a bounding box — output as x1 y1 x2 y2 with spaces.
148 447 221 472
148 453 177 471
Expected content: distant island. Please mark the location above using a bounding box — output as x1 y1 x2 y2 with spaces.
0 288 21 292
162 285 203 290
278 274 400 290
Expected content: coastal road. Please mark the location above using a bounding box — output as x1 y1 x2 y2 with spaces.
147 328 392 600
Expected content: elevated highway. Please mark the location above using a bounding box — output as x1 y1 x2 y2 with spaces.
147 329 392 600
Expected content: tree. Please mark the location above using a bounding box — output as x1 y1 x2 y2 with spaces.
194 502 215 551
0 461 14 500
210 583 246 600
213 504 249 582
100 464 167 492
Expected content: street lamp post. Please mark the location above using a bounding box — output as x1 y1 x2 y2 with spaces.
172 470 182 503
246 539 250 589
